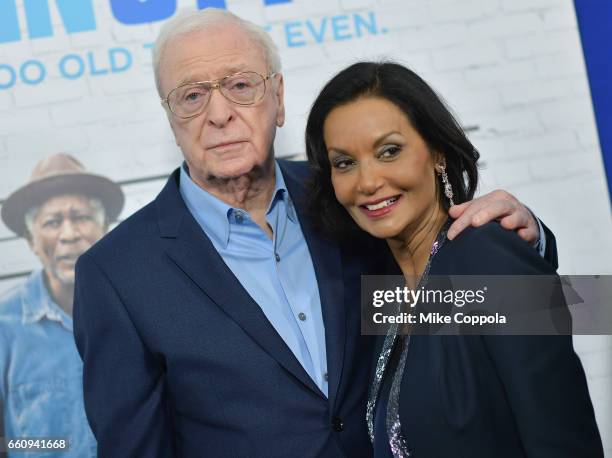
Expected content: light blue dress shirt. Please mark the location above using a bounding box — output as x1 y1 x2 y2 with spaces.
0 270 97 457
535 217 547 258
179 162 329 396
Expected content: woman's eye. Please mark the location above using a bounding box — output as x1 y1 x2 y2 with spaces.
379 145 401 159
332 158 354 170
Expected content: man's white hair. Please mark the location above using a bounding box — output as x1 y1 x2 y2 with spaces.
153 8 282 97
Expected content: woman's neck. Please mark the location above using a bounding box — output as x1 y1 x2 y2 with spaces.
386 206 448 282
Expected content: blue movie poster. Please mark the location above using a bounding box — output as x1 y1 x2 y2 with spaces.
574 0 612 204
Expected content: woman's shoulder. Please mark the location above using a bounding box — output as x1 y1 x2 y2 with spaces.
432 221 555 275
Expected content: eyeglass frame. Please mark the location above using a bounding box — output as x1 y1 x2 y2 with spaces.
161 71 279 119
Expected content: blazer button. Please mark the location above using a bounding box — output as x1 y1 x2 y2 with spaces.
331 417 344 432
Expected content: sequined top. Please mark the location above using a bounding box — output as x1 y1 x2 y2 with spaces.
366 221 449 458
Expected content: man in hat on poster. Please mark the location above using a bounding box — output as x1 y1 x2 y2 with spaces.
0 153 124 457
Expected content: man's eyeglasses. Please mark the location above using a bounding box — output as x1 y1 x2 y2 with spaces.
162 71 278 119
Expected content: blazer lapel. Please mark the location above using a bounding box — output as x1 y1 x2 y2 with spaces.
155 170 325 398
280 161 346 413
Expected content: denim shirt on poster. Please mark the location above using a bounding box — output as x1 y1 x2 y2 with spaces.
0 269 96 457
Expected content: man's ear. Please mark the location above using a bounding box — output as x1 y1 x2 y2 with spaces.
274 74 285 127
168 116 182 147
160 87 182 147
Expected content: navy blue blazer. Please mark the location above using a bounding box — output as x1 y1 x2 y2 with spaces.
73 161 391 457
371 222 603 457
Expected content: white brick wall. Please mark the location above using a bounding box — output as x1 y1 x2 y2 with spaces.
0 0 610 452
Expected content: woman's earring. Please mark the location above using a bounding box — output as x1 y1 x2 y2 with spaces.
437 164 455 206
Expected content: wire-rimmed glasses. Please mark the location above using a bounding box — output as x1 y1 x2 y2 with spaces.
162 71 277 119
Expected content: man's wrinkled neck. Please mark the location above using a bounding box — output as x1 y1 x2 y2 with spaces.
186 153 276 213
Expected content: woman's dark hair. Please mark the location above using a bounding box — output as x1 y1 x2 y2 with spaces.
305 61 479 238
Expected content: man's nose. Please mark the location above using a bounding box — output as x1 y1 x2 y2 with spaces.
58 219 81 242
206 89 234 128
357 162 384 195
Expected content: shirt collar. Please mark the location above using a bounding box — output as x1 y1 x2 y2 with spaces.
269 161 297 223
179 161 297 248
20 269 73 330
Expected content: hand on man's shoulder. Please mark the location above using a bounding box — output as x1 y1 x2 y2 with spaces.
440 220 556 275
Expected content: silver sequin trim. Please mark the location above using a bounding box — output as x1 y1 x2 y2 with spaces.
366 221 450 457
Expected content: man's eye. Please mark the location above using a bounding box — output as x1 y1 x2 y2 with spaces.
74 215 93 223
228 80 252 91
43 219 61 229
182 89 207 103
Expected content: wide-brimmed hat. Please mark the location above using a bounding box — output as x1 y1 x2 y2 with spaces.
1 154 125 237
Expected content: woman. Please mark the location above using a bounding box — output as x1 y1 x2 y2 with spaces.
305 62 603 457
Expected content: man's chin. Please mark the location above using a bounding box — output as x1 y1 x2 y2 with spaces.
52 269 76 287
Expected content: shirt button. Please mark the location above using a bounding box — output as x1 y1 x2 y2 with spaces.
324 372 329 381
298 312 307 321
235 212 243 222
275 253 280 262
331 417 344 432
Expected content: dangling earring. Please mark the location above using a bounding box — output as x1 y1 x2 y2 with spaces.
437 164 454 206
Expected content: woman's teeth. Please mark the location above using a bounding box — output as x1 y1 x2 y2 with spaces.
364 196 399 211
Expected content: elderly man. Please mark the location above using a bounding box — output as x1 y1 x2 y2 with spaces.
73 9 557 458
0 154 124 457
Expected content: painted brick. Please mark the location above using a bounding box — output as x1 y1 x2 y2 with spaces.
266 0 340 22
481 109 543 135
542 5 578 30
445 87 502 116
340 0 376 9
50 96 137 127
29 34 70 54
110 23 155 44
468 12 542 39
537 97 596 129
275 114 307 157
429 0 499 24
0 108 51 133
6 128 90 163
500 79 572 107
572 77 591 97
99 70 156 96
0 90 14 112
230 3 267 24
501 0 565 13
0 238 38 275
504 29 581 60
576 125 600 148
377 5 432 30
535 49 586 78
502 131 578 158
13 78 89 108
323 32 396 62
432 41 502 71
397 23 468 52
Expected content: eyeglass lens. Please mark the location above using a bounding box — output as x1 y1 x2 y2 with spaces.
169 72 266 118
